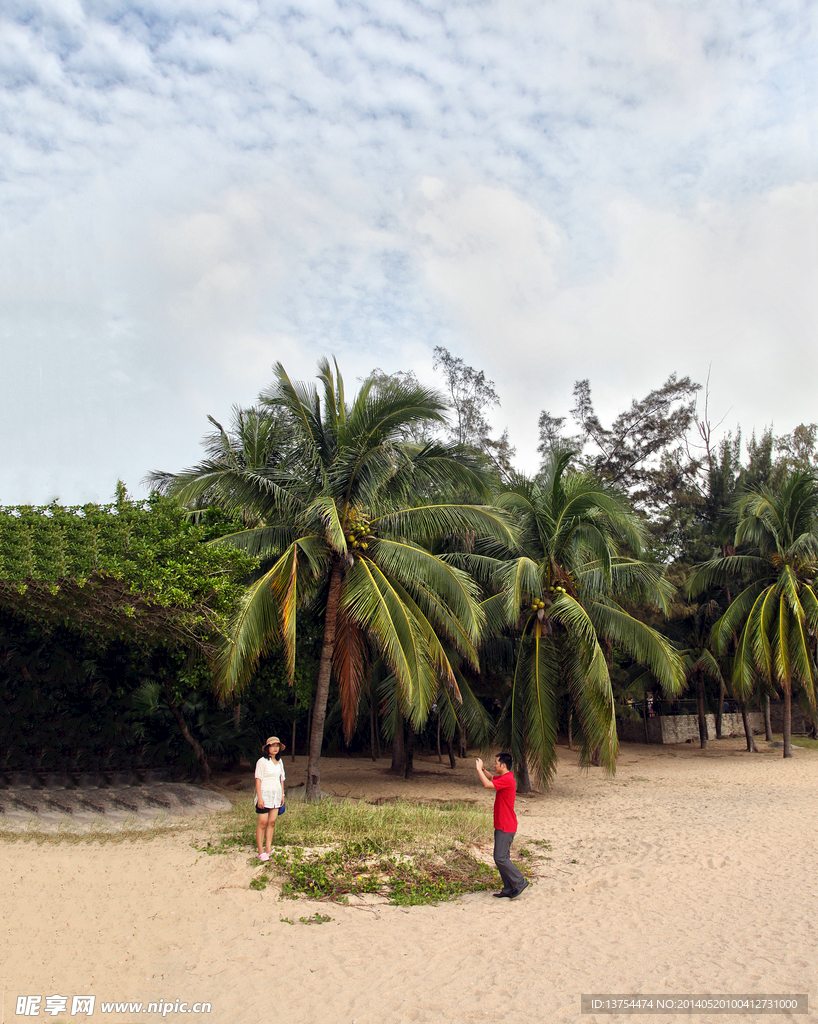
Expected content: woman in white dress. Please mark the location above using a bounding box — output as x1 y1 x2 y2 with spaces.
254 736 285 861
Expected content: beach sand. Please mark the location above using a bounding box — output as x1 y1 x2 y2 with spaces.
2 739 815 1024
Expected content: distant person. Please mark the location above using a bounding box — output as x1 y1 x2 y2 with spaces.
254 736 286 862
475 753 529 900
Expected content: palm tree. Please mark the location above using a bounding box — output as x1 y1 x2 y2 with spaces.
687 471 818 757
676 601 725 750
151 359 516 798
459 454 684 784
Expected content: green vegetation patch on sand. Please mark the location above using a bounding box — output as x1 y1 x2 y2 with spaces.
205 797 497 906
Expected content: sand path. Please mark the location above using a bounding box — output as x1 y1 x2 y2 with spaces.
2 740 815 1024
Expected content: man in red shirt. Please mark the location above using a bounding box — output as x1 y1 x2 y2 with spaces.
475 753 529 899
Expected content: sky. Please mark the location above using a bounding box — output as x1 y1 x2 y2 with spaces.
2 0 817 504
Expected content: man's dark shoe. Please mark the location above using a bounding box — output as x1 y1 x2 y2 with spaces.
493 889 513 898
509 880 530 900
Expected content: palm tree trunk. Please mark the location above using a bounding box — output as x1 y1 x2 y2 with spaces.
715 679 724 739
437 709 442 763
369 694 377 761
740 699 757 752
404 722 415 779
306 561 343 801
517 753 532 793
763 693 773 741
390 710 405 774
783 683 793 758
306 686 312 737
696 671 708 750
446 736 456 769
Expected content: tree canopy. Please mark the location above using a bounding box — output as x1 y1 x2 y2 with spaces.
0 487 255 658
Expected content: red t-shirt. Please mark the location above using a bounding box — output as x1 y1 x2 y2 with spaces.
492 771 517 832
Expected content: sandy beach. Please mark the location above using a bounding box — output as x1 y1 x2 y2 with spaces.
2 739 815 1024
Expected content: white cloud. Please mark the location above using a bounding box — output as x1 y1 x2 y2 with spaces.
408 179 818 470
1 0 816 501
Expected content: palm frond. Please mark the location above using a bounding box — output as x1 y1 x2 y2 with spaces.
307 496 347 555
710 582 767 655
516 630 560 784
373 503 518 549
440 552 506 584
210 525 294 560
479 592 509 640
369 538 483 644
584 599 684 695
563 640 618 771
495 556 541 623
216 546 301 696
342 558 430 721
685 555 773 598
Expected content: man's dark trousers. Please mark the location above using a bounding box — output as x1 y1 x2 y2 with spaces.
493 829 525 892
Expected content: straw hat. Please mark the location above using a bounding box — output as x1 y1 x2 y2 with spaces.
263 736 286 752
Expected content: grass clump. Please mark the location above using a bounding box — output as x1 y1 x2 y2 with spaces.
206 795 491 852
211 797 497 906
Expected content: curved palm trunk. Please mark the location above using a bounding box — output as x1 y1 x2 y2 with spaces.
404 722 416 779
390 710 406 774
696 671 708 750
306 561 343 801
739 699 757 752
715 679 724 739
763 693 773 741
783 683 793 758
517 753 532 794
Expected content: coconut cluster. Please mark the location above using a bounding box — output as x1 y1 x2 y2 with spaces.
345 519 373 551
528 586 566 611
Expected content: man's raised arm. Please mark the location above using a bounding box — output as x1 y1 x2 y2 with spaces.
475 758 496 789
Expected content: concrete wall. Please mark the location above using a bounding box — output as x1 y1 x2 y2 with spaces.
769 702 811 735
617 711 765 745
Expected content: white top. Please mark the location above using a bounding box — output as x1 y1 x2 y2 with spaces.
254 757 285 808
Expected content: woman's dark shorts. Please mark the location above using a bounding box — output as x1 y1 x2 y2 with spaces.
254 804 275 815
